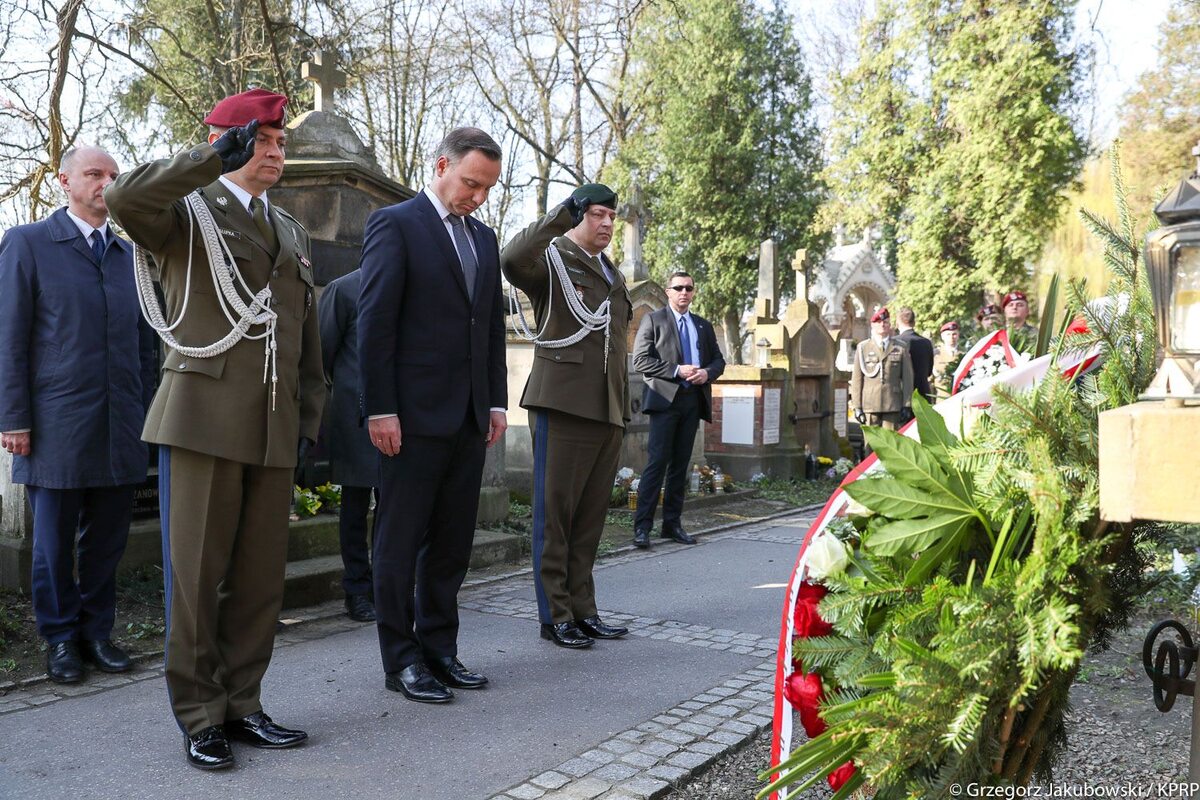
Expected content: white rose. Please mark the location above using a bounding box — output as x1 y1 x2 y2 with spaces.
806 530 850 580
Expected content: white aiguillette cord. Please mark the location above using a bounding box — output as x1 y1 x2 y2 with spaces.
133 190 281 409
508 243 613 373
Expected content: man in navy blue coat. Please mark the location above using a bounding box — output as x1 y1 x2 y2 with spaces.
358 127 508 704
0 146 157 683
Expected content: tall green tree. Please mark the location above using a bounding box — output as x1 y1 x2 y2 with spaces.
623 0 822 361
1117 1 1200 211
115 0 315 148
823 0 1088 329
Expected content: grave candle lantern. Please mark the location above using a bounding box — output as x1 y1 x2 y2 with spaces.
1143 139 1200 402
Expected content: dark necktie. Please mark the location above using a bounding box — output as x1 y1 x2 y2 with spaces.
678 315 693 389
249 197 278 253
448 214 478 302
90 228 105 263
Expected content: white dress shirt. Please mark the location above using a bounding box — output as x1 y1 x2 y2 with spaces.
218 175 267 213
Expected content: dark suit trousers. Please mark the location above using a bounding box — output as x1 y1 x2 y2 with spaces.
27 484 134 644
159 446 292 735
339 485 376 596
530 410 623 624
634 389 701 532
373 418 485 673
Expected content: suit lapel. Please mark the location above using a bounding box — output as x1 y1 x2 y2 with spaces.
415 193 470 302
269 205 299 269
47 208 101 268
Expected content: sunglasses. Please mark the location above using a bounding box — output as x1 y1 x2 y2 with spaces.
669 285 695 292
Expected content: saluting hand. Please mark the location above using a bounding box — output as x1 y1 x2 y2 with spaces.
369 416 402 457
1 431 30 456
211 119 260 174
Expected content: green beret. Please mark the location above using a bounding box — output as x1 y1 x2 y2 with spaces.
571 183 617 209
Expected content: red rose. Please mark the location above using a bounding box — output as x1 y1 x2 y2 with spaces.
784 671 828 738
793 596 834 638
828 761 856 791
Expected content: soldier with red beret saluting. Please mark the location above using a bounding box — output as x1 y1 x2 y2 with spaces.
105 89 325 770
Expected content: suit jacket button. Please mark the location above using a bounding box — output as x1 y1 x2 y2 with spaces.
189 151 202 162
554 355 561 361
178 363 186 370
272 269 279 277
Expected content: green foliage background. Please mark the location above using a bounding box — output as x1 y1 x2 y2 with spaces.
822 0 1088 330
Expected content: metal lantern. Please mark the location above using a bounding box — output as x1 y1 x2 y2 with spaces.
756 337 772 368
1142 141 1200 402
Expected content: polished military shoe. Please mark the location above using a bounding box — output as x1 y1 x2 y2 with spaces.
632 528 651 548
225 711 307 749
540 621 594 649
575 615 628 639
185 726 234 770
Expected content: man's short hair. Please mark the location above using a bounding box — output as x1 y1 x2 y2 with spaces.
59 145 108 175
898 307 916 326
668 270 693 283
434 127 502 164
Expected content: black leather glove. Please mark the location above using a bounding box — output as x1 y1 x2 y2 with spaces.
295 436 313 482
561 195 592 227
210 119 260 174
854 408 866 425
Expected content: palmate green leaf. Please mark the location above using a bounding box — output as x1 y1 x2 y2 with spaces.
912 392 958 461
905 515 974 586
864 426 974 507
866 512 974 557
846 477 974 520
844 477 943 519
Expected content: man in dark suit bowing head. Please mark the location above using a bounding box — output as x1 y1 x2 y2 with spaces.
631 271 725 548
358 127 508 704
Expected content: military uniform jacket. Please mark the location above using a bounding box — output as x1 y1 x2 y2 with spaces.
501 205 632 427
105 146 325 468
850 337 914 414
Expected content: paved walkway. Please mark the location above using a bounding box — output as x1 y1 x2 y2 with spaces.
0 510 815 800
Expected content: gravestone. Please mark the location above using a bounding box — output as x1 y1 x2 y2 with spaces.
705 240 803 479
780 249 843 459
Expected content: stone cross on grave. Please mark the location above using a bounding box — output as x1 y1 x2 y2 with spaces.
302 50 346 113
617 178 650 282
756 239 778 320
793 248 812 302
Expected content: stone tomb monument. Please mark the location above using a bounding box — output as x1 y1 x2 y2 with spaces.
704 240 804 480
780 249 844 459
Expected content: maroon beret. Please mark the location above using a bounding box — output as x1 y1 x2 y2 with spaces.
940 321 959 333
204 88 288 129
870 307 889 323
1001 290 1027 309
976 303 1001 321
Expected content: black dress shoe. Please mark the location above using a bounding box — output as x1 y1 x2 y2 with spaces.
185 726 234 770
46 641 83 684
575 615 628 639
633 528 650 548
226 711 307 749
344 593 376 622
539 621 594 649
661 525 697 544
385 663 453 703
427 656 488 689
80 639 132 673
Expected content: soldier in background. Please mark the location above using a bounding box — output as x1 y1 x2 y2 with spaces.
932 321 961 399
1002 290 1038 339
850 307 914 434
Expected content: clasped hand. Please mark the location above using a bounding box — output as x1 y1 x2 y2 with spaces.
1 431 30 456
678 365 708 385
